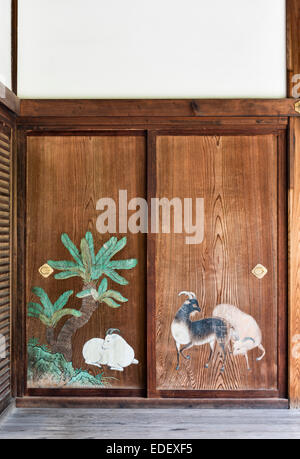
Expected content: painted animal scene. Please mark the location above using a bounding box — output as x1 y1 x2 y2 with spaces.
157 289 274 391
172 291 265 373
27 232 143 389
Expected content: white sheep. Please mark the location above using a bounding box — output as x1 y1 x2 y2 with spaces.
82 338 107 368
102 329 139 371
212 304 265 371
82 329 138 372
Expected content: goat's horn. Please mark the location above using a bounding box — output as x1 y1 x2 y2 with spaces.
106 328 120 336
178 291 196 299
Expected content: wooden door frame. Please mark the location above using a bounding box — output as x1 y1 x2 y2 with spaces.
285 0 300 409
12 116 290 409
1 0 300 407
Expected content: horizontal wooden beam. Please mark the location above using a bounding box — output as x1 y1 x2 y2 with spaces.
26 388 145 397
17 117 289 132
20 99 300 118
16 397 289 409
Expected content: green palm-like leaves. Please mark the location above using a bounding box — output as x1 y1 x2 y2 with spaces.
47 232 138 285
27 287 81 328
76 277 128 309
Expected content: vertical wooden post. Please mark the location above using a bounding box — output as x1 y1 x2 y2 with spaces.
11 128 26 397
287 0 300 98
289 117 300 408
287 0 300 408
146 130 157 398
11 0 18 95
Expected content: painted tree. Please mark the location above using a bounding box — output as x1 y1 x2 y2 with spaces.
27 287 81 347
28 232 137 361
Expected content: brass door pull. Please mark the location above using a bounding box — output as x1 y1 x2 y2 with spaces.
251 264 268 279
39 263 54 278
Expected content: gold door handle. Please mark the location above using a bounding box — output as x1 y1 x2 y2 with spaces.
39 263 54 278
251 264 268 279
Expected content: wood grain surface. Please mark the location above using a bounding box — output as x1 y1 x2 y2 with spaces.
289 118 300 408
155 135 280 392
19 99 299 118
26 135 146 390
15 397 288 410
4 407 300 439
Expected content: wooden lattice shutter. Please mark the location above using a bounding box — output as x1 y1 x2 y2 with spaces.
0 122 11 412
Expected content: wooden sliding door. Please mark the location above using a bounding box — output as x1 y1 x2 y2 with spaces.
26 134 146 394
24 126 287 400
149 132 287 398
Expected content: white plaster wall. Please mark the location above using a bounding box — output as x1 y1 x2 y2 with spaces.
18 0 286 98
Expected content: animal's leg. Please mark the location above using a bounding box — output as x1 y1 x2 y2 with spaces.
244 352 251 371
132 359 139 364
109 365 124 371
227 330 235 354
205 340 215 368
228 328 239 354
225 338 232 354
256 344 266 361
220 342 227 372
180 342 193 360
226 329 233 354
175 341 181 370
86 361 102 369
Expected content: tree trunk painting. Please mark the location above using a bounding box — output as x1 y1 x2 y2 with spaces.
51 282 98 361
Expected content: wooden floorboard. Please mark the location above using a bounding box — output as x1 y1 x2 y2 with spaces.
0 408 300 439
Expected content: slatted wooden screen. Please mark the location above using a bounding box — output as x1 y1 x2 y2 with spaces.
0 122 11 411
